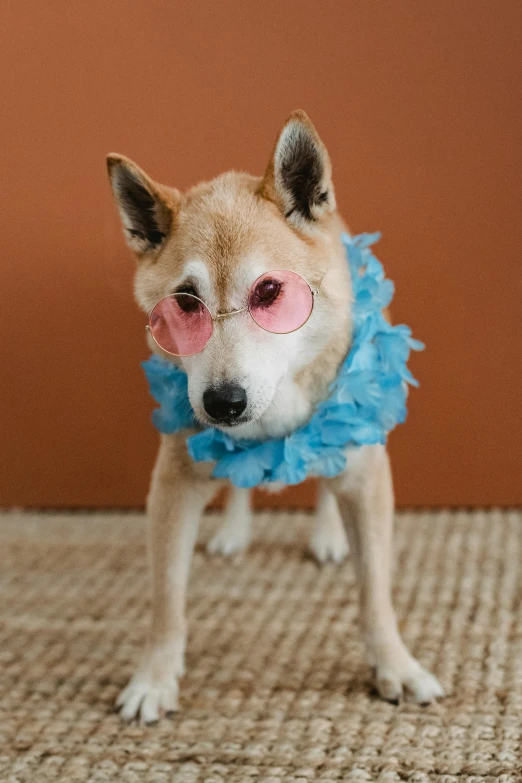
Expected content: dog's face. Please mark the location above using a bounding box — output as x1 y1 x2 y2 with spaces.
108 111 351 439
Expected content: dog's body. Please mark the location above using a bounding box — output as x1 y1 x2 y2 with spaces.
108 111 443 723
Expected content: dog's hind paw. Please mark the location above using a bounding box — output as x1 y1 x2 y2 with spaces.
117 675 179 723
374 655 444 705
310 525 349 564
207 524 251 556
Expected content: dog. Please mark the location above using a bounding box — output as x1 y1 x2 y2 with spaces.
107 110 444 723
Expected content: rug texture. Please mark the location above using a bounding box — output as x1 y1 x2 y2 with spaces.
0 509 521 782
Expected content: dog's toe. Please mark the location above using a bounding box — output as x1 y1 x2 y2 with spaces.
403 667 445 704
117 681 147 722
375 670 403 702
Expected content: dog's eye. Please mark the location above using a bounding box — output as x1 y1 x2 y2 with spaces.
252 278 281 307
175 283 198 297
176 294 201 313
173 284 202 313
173 285 202 314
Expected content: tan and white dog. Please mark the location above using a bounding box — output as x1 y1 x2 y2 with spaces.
107 110 444 723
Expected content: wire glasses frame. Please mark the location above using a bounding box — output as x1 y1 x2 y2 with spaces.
146 269 319 357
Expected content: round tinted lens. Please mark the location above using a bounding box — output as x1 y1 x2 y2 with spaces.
248 270 314 334
149 293 213 356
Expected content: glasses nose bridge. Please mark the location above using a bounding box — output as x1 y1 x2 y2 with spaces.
213 306 248 322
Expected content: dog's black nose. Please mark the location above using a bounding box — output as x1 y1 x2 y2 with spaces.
203 384 247 422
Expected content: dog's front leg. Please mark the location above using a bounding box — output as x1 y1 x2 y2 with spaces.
328 445 444 704
117 435 219 723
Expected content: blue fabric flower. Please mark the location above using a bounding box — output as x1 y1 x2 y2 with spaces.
142 232 424 488
142 356 195 433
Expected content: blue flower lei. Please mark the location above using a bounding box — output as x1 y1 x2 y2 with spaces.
142 232 424 489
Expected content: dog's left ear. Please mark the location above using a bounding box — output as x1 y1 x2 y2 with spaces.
261 110 336 230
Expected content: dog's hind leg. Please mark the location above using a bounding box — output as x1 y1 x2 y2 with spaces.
117 434 221 723
207 485 252 555
310 482 349 564
329 444 444 704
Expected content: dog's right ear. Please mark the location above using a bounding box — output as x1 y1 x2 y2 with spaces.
106 154 179 257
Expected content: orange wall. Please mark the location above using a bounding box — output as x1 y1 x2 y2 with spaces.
1 1 521 508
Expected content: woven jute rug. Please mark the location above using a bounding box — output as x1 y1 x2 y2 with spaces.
1 510 521 782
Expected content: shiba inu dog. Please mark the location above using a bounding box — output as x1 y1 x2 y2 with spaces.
107 110 443 723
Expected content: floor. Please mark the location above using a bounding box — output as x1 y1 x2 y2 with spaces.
1 509 521 782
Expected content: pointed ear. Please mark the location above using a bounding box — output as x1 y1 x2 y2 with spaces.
261 110 336 230
106 154 178 257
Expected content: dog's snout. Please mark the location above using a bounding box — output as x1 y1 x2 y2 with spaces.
203 384 247 422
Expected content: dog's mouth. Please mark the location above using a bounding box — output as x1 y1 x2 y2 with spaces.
193 410 254 430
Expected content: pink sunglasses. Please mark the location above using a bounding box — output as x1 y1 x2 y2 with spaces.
147 269 318 357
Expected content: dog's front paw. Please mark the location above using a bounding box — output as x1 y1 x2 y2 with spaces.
117 674 179 723
374 653 444 704
117 641 184 723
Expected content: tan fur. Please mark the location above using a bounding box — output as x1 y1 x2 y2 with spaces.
108 111 443 723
